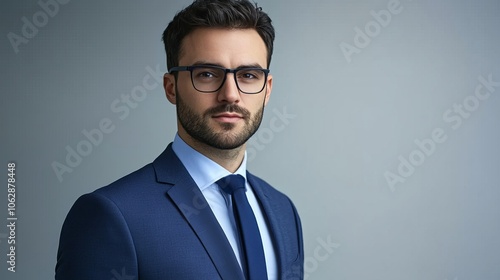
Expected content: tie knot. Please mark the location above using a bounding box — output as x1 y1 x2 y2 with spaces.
217 174 246 195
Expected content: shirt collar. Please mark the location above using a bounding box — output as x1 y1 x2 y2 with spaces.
172 133 247 191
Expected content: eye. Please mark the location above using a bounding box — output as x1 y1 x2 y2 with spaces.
237 70 264 81
196 70 217 79
242 72 257 79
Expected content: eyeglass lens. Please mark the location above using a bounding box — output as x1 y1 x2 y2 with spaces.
191 67 266 93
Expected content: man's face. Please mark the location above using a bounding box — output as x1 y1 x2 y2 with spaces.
165 28 272 150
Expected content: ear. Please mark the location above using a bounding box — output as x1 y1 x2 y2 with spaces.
263 74 273 106
164 73 177 104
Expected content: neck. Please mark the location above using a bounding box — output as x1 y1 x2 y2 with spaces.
178 132 246 173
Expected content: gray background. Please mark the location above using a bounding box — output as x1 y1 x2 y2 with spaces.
1 0 499 279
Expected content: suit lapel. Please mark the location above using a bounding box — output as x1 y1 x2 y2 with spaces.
247 172 287 278
153 145 244 280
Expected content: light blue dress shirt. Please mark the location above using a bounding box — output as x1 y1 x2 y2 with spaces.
172 134 277 280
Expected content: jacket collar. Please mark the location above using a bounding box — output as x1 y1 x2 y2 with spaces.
153 144 289 279
247 173 288 278
153 144 244 280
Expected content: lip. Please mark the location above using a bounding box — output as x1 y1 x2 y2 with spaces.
212 113 243 123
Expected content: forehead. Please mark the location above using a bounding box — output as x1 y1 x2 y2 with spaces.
179 28 268 68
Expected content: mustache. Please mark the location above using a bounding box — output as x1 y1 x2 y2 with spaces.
204 104 251 118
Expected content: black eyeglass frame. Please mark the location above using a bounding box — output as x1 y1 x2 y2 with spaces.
169 65 270 94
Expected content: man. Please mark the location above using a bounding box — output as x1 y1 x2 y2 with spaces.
56 0 304 279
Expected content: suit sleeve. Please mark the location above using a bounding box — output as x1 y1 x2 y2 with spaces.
55 193 138 280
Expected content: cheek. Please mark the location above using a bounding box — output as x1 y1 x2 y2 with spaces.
242 95 266 112
179 89 214 113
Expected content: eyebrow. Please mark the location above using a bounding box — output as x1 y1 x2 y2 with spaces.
191 61 265 69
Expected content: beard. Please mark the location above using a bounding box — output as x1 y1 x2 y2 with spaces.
176 89 265 150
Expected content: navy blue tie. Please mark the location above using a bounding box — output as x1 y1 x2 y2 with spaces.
217 175 268 280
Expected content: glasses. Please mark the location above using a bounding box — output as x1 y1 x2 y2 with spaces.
169 65 270 94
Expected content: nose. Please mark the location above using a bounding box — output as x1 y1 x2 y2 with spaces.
217 73 241 104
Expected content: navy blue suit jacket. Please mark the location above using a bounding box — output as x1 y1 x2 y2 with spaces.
56 144 304 279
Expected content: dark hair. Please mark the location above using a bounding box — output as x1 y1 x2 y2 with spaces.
162 0 275 71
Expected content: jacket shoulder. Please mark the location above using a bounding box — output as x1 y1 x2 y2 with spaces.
93 163 159 197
